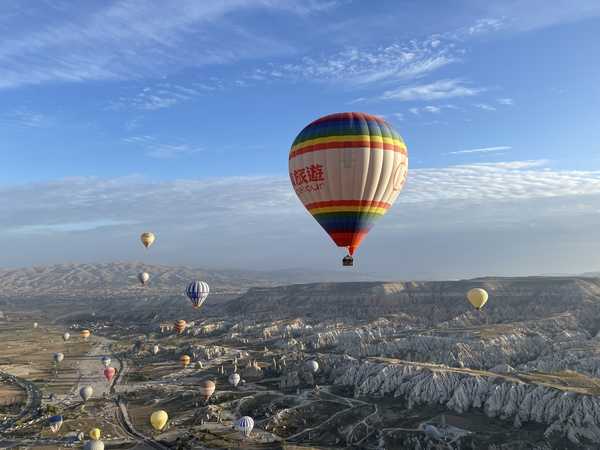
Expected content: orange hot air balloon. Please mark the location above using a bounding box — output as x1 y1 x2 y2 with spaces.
80 329 91 340
174 320 187 334
199 379 216 401
180 354 191 368
104 367 116 382
289 112 408 266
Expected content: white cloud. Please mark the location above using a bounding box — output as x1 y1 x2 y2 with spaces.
381 79 483 102
110 82 218 111
123 135 202 159
1 108 50 128
423 105 441 113
497 98 514 105
474 103 496 111
447 146 512 155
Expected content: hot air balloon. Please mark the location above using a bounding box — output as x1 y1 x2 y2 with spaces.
150 410 168 431
228 373 241 387
80 329 91 340
33 322 38 329
77 432 85 442
104 367 116 383
185 281 210 309
289 112 408 266
152 344 159 355
84 441 104 450
306 360 319 373
467 288 489 310
48 415 63 433
80 385 93 402
89 428 101 440
101 356 111 367
199 379 216 401
235 416 254 438
138 272 150 286
180 354 191 368
174 320 186 334
140 232 155 249
63 332 70 341
53 352 64 364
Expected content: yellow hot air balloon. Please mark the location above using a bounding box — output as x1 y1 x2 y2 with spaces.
80 329 91 340
140 232 155 249
89 428 101 441
180 354 191 368
467 288 489 310
150 410 168 431
289 112 408 266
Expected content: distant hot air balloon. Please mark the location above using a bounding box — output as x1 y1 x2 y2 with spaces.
53 352 64 364
140 232 155 249
152 344 159 355
104 367 116 383
306 360 319 373
235 416 254 438
174 320 186 334
48 415 63 433
185 281 210 309
89 428 101 441
138 272 150 286
289 112 408 266
84 441 104 450
80 330 91 340
33 322 39 329
467 288 489 310
180 354 191 368
101 356 111 368
80 385 93 402
63 332 70 341
77 432 85 442
199 379 216 401
228 373 241 387
150 410 168 431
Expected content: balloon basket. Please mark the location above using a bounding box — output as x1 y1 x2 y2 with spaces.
342 255 354 267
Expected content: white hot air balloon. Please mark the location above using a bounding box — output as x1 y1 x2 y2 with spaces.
306 360 319 373
152 344 159 355
53 352 64 364
63 332 70 341
138 272 150 286
235 416 254 438
228 373 241 387
80 385 93 402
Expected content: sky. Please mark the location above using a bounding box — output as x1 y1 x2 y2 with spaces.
1 0 600 279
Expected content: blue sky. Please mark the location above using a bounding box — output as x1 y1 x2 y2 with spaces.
1 0 600 278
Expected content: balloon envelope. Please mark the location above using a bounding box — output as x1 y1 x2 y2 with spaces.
174 320 186 334
48 415 63 433
150 410 168 431
53 352 64 364
185 281 210 308
80 385 93 402
89 428 101 440
80 330 91 339
152 345 159 355
63 332 70 341
306 360 319 373
228 373 241 387
235 416 254 437
289 112 408 257
84 441 104 450
138 272 150 286
199 379 216 400
140 232 155 248
180 355 191 368
104 367 116 382
467 288 489 310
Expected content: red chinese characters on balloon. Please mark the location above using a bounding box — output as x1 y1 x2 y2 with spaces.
290 164 326 193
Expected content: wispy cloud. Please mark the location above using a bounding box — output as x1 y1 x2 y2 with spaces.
447 146 511 155
123 136 202 159
497 98 514 105
474 103 496 111
110 82 218 111
1 108 50 128
381 79 483 102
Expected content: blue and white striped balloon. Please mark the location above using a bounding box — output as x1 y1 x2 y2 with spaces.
48 415 63 433
235 416 254 437
185 281 210 308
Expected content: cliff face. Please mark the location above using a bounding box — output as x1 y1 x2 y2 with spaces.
321 357 600 446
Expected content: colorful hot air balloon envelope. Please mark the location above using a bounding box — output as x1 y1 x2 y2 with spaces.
174 320 187 334
185 280 210 309
138 272 150 286
289 112 408 266
84 441 104 450
152 344 159 355
235 416 254 438
180 354 191 368
48 415 63 433
467 288 489 310
199 379 216 401
150 410 168 431
306 360 319 373
63 332 70 341
104 367 116 382
80 385 93 402
101 356 111 367
53 352 64 364
80 330 91 340
89 428 101 440
228 373 241 387
140 232 155 248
